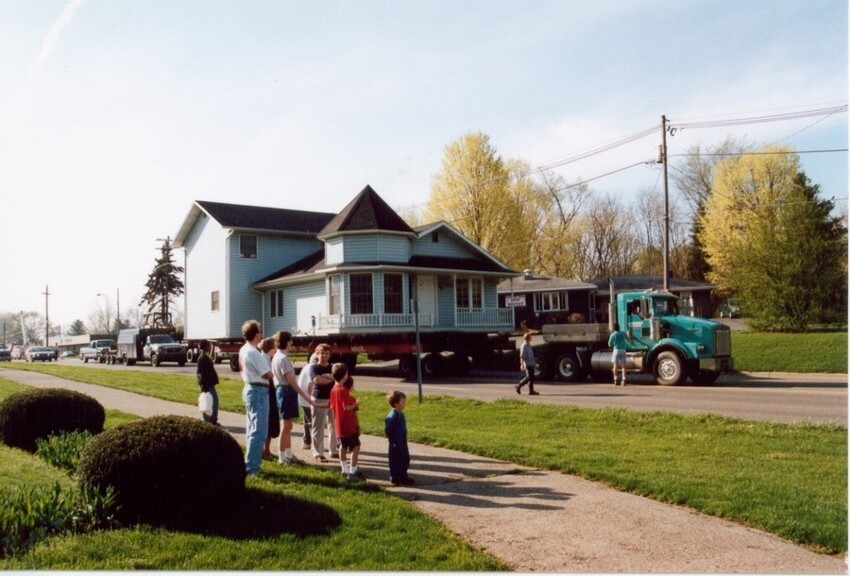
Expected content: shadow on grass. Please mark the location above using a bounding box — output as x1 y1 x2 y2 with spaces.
156 487 342 540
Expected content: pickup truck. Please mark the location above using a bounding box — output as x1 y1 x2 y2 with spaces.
117 328 187 366
79 339 115 363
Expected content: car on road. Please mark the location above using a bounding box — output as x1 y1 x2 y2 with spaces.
25 346 56 362
0 346 11 361
718 299 742 318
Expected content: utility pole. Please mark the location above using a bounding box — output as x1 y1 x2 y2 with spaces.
660 115 671 291
42 285 51 345
117 287 121 329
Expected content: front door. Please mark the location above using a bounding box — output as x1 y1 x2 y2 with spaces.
416 275 437 326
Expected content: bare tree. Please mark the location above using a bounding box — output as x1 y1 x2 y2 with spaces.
573 194 638 280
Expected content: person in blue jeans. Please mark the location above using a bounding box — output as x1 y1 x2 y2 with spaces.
385 390 415 486
196 339 219 424
515 332 539 395
608 322 629 386
238 320 272 476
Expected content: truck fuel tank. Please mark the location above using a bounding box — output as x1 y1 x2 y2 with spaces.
590 350 646 373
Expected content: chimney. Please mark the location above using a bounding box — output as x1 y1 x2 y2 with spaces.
523 268 533 280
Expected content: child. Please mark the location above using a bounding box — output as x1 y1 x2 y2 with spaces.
385 390 415 486
329 363 365 482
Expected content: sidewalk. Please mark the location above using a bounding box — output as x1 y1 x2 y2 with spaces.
2 368 845 573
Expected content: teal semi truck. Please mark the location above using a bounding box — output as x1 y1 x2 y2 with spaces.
535 290 733 385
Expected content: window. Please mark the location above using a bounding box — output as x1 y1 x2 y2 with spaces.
455 277 483 309
329 275 342 315
270 289 283 318
240 234 257 259
210 291 220 312
534 291 568 312
384 273 403 314
350 273 374 314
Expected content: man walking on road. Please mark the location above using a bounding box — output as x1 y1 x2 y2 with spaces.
515 332 539 396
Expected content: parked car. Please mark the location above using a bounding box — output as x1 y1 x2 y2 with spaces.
25 346 56 362
60 350 76 358
0 346 11 361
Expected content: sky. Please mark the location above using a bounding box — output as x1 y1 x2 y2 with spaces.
1 0 847 334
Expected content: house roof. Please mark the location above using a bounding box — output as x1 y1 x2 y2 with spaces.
173 200 336 248
497 274 597 293
318 185 415 238
588 275 716 293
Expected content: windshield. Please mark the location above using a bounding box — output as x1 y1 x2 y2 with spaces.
651 296 679 317
149 335 175 344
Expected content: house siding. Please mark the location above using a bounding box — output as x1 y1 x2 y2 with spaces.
183 214 229 339
412 230 470 259
264 281 327 336
343 234 410 263
227 234 324 338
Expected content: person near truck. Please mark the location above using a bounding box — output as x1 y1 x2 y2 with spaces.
608 322 629 386
196 339 219 425
515 332 539 395
238 319 272 476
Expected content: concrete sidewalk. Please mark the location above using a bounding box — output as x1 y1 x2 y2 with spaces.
1 368 845 573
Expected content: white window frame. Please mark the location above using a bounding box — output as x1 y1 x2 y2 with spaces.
534 291 568 312
270 289 284 318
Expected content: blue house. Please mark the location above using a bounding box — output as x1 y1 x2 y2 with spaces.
173 186 518 354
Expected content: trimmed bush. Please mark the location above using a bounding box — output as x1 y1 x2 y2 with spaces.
76 415 245 527
0 389 105 452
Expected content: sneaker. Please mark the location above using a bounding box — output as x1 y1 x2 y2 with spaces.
302 444 312 450
287 454 304 465
392 477 416 486
529 390 540 395
315 455 328 463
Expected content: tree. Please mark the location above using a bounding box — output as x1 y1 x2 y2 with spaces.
68 319 87 336
529 170 590 279
699 146 846 330
139 237 184 327
426 132 536 271
572 194 638 280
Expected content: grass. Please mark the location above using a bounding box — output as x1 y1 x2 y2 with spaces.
0 376 505 570
731 331 847 373
1 365 846 556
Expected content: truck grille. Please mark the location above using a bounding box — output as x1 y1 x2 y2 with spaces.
715 326 732 356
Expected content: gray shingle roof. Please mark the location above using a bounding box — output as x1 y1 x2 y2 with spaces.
197 200 335 234
318 185 415 237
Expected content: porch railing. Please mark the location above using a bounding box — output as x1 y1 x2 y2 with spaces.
314 306 514 331
456 307 514 327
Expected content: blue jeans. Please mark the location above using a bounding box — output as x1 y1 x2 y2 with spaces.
243 383 269 475
198 384 219 424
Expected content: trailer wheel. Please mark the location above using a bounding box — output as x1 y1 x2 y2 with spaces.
229 355 240 372
399 355 416 381
555 351 583 382
654 351 685 385
421 353 440 379
533 350 552 381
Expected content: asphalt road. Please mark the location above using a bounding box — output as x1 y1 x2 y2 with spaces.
35 357 848 426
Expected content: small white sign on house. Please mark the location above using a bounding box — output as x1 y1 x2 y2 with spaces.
504 295 526 307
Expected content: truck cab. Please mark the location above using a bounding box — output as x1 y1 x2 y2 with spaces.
606 291 733 385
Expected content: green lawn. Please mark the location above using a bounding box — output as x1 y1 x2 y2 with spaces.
0 365 845 556
731 331 847 373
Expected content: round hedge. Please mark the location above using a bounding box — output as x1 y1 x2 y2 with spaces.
77 415 245 526
0 388 105 452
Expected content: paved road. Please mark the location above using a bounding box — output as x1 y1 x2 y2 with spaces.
51 358 848 426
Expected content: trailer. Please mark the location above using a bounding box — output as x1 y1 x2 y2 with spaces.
533 289 733 385
115 327 187 367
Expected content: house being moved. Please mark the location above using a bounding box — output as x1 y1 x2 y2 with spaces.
173 185 519 377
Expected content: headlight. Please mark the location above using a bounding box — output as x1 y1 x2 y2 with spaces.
696 344 706 353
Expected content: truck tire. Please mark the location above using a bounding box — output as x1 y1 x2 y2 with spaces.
399 355 416 381
654 350 685 386
421 353 440 379
533 350 552 381
186 349 195 363
177 359 186 367
229 355 240 372
555 351 583 382
150 353 161 367
83 357 89 363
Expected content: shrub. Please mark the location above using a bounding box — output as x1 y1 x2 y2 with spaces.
76 415 245 527
36 430 93 474
0 482 120 558
0 389 105 453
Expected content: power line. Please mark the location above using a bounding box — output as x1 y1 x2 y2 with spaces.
669 104 847 132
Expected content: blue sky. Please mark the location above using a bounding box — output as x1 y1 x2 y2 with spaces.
1 0 846 332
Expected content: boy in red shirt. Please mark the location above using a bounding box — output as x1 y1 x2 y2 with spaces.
329 363 364 482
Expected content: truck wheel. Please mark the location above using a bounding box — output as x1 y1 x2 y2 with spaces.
178 359 186 367
555 351 583 382
421 353 440 379
654 351 685 386
150 353 161 367
398 355 416 381
229 355 240 372
186 349 195 363
83 357 89 363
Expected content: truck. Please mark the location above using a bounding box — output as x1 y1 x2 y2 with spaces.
533 289 733 385
79 339 116 363
116 328 187 367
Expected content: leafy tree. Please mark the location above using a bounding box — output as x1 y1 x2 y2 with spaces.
699 146 846 330
67 319 87 336
426 132 536 271
139 238 184 327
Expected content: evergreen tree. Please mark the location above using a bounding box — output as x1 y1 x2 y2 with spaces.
139 237 184 327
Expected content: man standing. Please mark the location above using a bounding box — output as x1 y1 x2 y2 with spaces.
515 332 539 395
239 319 272 476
